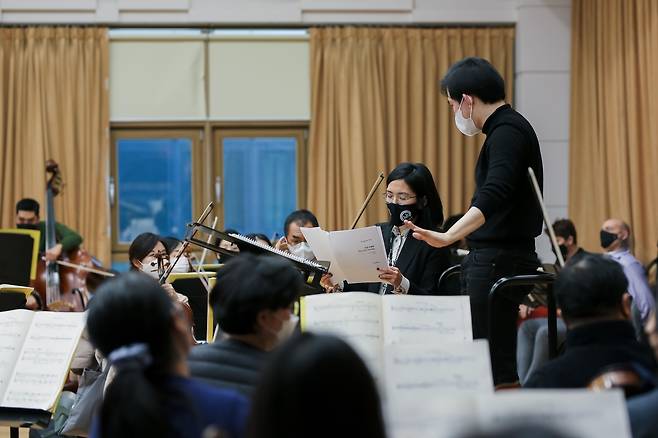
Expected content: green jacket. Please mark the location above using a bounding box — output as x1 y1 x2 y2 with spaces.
37 221 83 253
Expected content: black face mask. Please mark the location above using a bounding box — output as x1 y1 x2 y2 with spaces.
600 230 618 249
16 223 39 230
552 243 568 260
387 202 419 227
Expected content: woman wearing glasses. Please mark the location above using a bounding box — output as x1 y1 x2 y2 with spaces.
343 162 450 295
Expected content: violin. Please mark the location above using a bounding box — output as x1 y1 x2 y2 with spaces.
31 160 107 311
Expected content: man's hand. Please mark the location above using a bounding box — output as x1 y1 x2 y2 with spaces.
377 266 403 288
275 237 289 252
45 243 63 261
404 221 454 248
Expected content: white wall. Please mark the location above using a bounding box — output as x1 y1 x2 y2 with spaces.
515 0 571 263
0 0 519 24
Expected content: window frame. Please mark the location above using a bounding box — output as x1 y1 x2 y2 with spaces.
110 128 205 253
213 126 308 235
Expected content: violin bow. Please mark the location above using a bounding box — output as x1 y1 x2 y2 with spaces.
528 167 565 268
350 172 385 230
159 202 215 284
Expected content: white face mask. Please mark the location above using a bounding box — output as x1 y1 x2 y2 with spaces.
454 97 481 137
275 314 299 344
170 255 191 274
288 242 315 260
139 255 169 279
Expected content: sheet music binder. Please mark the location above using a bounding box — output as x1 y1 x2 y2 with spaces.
184 223 329 294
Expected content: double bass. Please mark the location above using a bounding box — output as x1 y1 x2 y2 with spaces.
32 160 101 311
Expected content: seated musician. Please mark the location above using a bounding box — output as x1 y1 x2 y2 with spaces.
16 198 83 309
15 197 83 260
189 254 301 395
274 209 320 260
341 163 450 295
163 236 193 273
129 232 190 307
87 272 248 438
524 254 657 388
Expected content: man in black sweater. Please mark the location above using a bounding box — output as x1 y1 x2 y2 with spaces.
408 57 543 384
524 254 656 388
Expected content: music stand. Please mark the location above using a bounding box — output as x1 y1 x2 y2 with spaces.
0 231 39 285
167 273 215 341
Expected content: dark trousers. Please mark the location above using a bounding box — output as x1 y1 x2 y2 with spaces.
461 247 540 384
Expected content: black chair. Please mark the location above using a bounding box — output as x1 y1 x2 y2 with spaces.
437 264 462 295
488 273 558 359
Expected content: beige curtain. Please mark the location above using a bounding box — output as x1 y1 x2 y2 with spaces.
308 26 515 231
570 1 658 262
0 28 111 265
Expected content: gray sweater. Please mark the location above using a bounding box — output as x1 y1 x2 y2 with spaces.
188 338 268 396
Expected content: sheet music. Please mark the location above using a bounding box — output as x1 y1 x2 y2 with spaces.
302 226 389 284
0 310 34 401
300 227 348 285
382 295 473 344
478 390 631 438
387 397 476 438
1 311 85 410
302 292 384 377
384 340 493 411
330 227 389 283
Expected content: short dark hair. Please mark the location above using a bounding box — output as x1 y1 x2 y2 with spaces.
552 219 578 245
555 254 629 322
211 253 302 335
283 210 319 237
246 333 386 438
387 162 444 228
440 57 506 104
16 198 40 216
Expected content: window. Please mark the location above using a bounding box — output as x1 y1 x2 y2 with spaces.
216 129 306 240
111 129 203 254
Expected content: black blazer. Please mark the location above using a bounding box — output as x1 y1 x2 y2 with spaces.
344 223 450 295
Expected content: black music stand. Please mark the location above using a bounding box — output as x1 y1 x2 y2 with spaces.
169 276 210 341
0 233 35 286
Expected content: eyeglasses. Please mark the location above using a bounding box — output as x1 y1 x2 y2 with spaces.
383 192 417 202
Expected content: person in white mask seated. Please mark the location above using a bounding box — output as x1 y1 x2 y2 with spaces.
274 209 319 260
128 232 191 309
189 253 301 395
162 236 194 274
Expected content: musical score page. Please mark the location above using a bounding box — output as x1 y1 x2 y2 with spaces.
301 226 388 284
382 295 472 344
1 311 85 410
0 310 34 402
301 292 384 377
388 390 630 438
384 340 493 411
300 227 348 285
478 390 631 438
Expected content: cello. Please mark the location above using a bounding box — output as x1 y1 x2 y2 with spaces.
32 160 99 311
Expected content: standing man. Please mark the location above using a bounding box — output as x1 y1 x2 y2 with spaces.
407 57 543 385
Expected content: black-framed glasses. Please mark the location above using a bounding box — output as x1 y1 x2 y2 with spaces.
383 192 417 202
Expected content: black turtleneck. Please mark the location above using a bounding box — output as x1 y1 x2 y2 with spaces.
468 104 543 250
